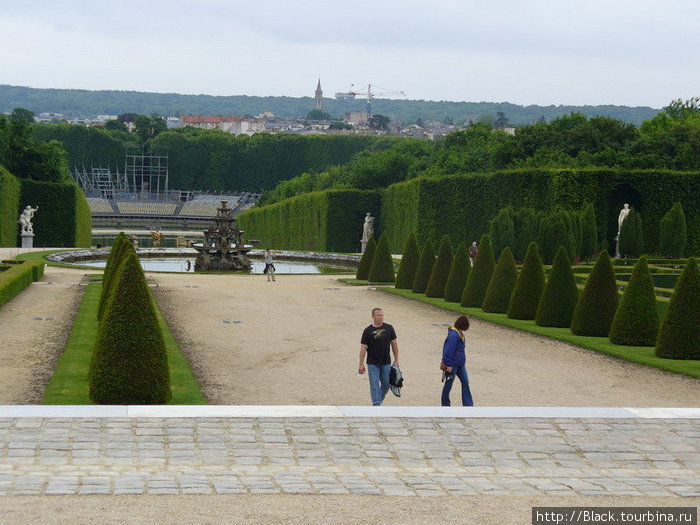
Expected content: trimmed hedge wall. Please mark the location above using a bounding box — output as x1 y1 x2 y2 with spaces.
0 260 45 308
0 167 21 247
18 178 91 247
237 189 381 253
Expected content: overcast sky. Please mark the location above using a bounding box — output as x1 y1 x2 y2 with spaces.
1 1 698 108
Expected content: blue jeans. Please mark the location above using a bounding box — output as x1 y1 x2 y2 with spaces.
367 363 391 406
441 365 474 406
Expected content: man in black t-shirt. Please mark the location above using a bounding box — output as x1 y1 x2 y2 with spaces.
358 308 400 406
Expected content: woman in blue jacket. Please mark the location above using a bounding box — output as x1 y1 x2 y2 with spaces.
441 315 474 406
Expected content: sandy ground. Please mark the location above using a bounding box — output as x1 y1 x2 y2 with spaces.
0 494 697 525
151 272 699 407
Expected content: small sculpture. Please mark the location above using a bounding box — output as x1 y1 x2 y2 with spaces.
617 203 630 235
151 229 163 247
361 212 375 243
18 205 38 234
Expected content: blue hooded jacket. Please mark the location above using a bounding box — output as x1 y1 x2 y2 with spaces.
442 327 466 367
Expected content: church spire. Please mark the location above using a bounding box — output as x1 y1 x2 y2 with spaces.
314 78 323 111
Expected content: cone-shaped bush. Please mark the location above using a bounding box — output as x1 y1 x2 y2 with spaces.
536 246 579 327
489 207 515 262
655 258 699 359
659 202 687 258
89 252 171 404
461 235 495 307
98 233 134 322
619 208 644 258
425 235 454 298
444 242 470 303
368 233 395 283
609 256 659 346
482 247 518 313
513 207 538 262
507 242 545 320
395 232 420 289
580 202 598 261
356 236 376 280
570 250 618 336
412 239 436 294
539 212 574 265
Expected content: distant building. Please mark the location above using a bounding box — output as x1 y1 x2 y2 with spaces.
344 110 369 126
179 115 266 135
314 79 323 111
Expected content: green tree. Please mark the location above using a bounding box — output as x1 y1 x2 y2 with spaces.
655 258 699 359
507 242 546 320
444 242 470 303
618 207 643 258
306 109 332 120
355 236 376 280
489 207 515 262
425 235 454 298
659 202 687 258
412 239 436 294
89 252 171 404
134 114 167 143
536 246 579 327
368 114 390 130
609 256 660 346
482 247 518 313
368 232 395 283
461 234 495 307
395 232 420 289
571 250 619 336
580 202 598 261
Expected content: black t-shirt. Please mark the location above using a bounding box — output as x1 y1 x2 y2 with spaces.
361 323 397 366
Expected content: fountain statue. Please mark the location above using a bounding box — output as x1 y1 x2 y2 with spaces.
191 200 258 271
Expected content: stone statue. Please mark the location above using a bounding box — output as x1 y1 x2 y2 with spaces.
18 205 38 234
617 203 630 235
151 229 162 247
361 212 375 243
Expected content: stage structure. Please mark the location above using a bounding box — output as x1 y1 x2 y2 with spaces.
71 166 129 198
125 152 169 199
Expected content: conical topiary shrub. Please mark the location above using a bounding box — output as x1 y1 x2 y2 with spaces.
507 241 545 320
609 256 659 346
368 232 395 283
619 208 643 258
489 207 515 262
425 235 454 298
659 202 687 258
356 235 376 280
395 232 420 289
412 239 435 294
444 242 470 303
655 258 699 359
580 202 598 261
89 252 171 404
570 250 618 336
98 233 135 321
482 247 518 313
536 246 579 327
461 235 495 307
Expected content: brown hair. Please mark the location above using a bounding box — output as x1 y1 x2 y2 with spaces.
454 315 470 331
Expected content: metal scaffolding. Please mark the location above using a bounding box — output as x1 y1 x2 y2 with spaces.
125 153 169 199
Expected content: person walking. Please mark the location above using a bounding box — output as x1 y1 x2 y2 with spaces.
264 249 276 281
441 315 474 406
358 308 399 406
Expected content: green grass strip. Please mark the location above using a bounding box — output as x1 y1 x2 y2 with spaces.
43 282 207 405
382 287 700 380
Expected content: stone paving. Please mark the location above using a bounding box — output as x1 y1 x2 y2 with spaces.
0 408 698 497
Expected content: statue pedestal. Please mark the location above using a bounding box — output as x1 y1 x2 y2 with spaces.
21 232 34 249
614 235 620 258
360 240 368 254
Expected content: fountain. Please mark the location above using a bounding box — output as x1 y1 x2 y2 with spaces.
191 200 259 271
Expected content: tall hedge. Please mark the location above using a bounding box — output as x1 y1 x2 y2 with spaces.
355 235 376 280
444 242 470 303
580 202 598 261
0 168 21 247
609 256 660 346
395 232 420 289
425 235 454 298
482 247 518 313
412 239 435 294
536 246 579 327
89 251 171 404
659 202 687 258
461 235 495 307
570 250 619 336
368 232 395 283
655 258 699 359
507 242 545 320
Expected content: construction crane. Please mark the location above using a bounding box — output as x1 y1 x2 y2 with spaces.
334 84 406 116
